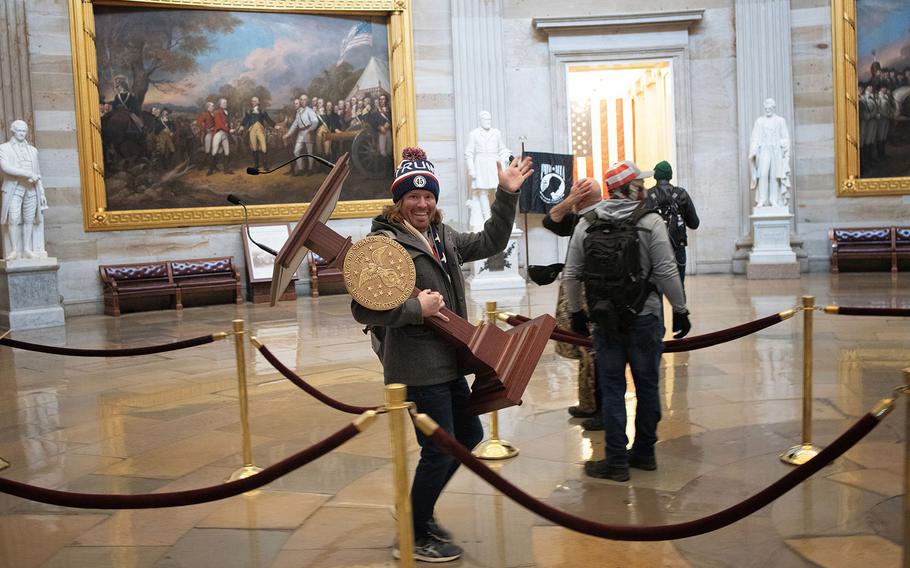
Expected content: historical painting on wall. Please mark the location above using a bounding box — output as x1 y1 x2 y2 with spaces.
69 0 416 230
833 0 910 195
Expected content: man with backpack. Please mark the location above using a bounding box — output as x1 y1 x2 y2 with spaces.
645 160 700 284
563 160 691 482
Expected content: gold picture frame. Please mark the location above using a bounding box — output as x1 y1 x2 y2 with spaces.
832 0 910 196
68 0 416 231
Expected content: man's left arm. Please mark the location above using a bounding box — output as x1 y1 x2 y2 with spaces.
679 189 700 230
454 156 533 262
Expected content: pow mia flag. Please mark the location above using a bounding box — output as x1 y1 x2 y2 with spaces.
518 151 574 214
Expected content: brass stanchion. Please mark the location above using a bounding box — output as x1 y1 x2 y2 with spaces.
781 296 821 465
902 371 909 568
386 384 415 568
227 319 262 482
472 301 519 460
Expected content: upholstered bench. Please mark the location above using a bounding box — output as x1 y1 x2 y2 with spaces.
169 257 243 306
829 227 895 273
896 227 910 271
100 257 242 316
100 261 180 317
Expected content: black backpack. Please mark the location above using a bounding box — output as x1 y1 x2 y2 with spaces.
649 185 686 250
582 203 655 336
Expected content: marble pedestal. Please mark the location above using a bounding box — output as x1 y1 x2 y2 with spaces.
0 257 65 329
468 226 527 294
746 207 799 280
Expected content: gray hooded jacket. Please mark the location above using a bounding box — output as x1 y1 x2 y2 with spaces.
351 188 519 386
563 198 687 319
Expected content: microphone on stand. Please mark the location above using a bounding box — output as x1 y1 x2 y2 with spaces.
246 153 334 176
227 194 278 257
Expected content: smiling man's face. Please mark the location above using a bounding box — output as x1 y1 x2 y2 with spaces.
400 189 437 231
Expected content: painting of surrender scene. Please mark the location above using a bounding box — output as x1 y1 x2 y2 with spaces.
94 6 394 210
856 0 910 179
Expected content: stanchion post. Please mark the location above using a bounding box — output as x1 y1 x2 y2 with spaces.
781 296 821 465
228 319 262 482
903 369 909 568
386 384 415 568
472 301 519 460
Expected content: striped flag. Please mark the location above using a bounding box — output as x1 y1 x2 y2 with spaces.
338 21 373 64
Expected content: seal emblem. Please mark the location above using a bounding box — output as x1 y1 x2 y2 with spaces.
343 235 416 310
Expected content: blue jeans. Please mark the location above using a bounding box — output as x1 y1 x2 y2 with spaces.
407 377 483 538
593 315 664 466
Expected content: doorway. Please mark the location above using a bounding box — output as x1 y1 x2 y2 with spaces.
566 61 675 192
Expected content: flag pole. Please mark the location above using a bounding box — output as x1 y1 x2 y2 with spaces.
519 136 530 283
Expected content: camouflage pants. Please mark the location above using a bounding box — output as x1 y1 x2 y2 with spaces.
555 282 598 413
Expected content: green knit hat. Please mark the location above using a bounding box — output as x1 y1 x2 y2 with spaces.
654 160 673 181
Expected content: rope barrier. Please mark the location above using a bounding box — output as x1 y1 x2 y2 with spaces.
0 332 227 358
414 403 888 541
823 306 910 317
254 340 379 415
0 416 374 509
500 310 796 353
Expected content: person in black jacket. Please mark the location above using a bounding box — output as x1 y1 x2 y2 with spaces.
541 178 604 428
645 161 699 284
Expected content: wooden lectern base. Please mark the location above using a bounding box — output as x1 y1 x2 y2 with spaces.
272 153 556 414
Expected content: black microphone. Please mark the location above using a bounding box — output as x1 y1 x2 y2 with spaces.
246 153 334 176
226 195 278 256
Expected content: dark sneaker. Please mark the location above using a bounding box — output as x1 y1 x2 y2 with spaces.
584 459 630 481
581 417 604 431
426 517 453 543
628 453 657 471
393 535 463 563
568 406 599 419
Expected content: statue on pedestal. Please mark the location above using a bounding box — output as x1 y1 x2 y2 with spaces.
464 111 511 230
0 120 48 261
749 98 791 209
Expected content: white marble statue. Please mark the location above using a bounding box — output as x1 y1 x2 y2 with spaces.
748 98 791 208
464 111 511 225
0 120 48 260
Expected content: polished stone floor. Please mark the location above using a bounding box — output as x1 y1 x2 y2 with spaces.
0 273 907 568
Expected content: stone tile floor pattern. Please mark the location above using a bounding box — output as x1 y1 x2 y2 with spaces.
0 273 907 567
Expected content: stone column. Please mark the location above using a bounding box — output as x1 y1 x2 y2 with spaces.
0 0 34 133
733 0 805 273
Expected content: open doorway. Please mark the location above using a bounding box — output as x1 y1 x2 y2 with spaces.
567 60 675 193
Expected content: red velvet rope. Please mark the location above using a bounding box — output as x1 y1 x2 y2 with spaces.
503 312 787 353
0 334 217 357
256 345 378 414
429 413 879 541
830 306 910 317
0 423 360 509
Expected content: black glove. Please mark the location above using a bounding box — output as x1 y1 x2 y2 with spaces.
570 311 590 336
672 310 691 339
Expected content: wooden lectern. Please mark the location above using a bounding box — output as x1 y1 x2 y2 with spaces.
272 153 556 414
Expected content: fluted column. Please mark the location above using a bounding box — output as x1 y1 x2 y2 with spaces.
0 0 33 133
452 0 508 225
735 0 796 236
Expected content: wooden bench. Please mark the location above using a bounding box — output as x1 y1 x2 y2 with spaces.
100 257 242 316
829 227 907 273
307 252 347 297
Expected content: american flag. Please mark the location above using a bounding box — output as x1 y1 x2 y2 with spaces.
338 21 373 64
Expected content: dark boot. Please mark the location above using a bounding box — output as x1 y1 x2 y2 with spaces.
206 155 215 175
223 156 233 174
253 151 260 170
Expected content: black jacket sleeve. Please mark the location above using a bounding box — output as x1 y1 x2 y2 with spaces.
678 188 700 230
542 212 578 237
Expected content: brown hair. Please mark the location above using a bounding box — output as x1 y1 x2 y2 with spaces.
382 201 444 225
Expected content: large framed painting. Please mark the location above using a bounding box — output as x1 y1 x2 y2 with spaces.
832 0 910 196
68 0 417 231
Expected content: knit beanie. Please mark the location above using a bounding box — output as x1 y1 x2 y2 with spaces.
390 147 440 202
653 160 673 181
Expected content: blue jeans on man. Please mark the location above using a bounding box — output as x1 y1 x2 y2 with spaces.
593 314 664 466
407 377 484 538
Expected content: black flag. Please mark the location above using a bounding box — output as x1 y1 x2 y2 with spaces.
518 151 574 214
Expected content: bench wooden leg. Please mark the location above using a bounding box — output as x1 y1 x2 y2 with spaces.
176 289 183 311
235 282 243 304
112 294 121 317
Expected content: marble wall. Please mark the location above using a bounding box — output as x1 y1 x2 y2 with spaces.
16 0 910 315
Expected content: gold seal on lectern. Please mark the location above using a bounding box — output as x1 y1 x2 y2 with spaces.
343 235 416 310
